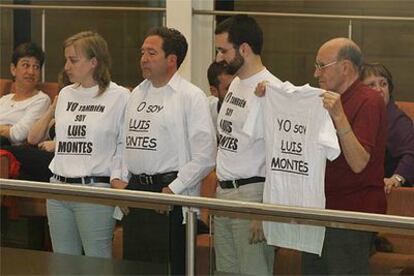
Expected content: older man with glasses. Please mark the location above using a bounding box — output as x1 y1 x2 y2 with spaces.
301 38 387 274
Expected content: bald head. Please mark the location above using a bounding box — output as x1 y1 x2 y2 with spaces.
319 38 362 72
314 37 362 93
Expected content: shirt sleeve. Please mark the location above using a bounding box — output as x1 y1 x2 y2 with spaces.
110 91 130 181
10 95 51 143
168 91 216 194
387 110 414 184
351 94 385 155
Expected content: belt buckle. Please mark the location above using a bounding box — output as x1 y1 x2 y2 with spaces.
232 180 238 189
139 174 153 185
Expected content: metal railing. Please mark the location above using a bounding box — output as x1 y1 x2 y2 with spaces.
1 178 414 275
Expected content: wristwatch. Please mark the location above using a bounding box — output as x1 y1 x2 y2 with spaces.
393 174 405 185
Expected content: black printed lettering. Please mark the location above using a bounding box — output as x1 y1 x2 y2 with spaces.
219 119 232 134
126 136 157 150
67 125 87 137
129 119 151 131
66 102 78 112
57 141 93 155
277 119 291 132
271 157 309 175
280 140 303 155
218 134 238 152
293 124 306 134
74 115 87 122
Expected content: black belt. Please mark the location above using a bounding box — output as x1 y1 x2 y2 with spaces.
130 171 178 186
53 174 110 184
219 176 265 189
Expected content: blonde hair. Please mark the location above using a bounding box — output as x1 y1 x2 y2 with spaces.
64 31 111 95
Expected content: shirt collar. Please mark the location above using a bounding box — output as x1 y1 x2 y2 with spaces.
166 71 181 92
341 79 361 103
138 71 181 93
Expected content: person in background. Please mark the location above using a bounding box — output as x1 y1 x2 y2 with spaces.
207 61 234 128
0 42 50 146
302 38 387 274
361 63 414 192
47 31 129 258
1 70 70 182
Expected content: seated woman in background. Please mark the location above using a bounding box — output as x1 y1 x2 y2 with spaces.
1 70 69 182
0 42 50 146
361 63 414 192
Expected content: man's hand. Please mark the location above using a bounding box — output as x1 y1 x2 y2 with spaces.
111 179 128 189
249 220 266 244
320 91 346 122
111 179 129 215
156 186 174 214
162 186 174 194
254 81 268 97
38 140 56 152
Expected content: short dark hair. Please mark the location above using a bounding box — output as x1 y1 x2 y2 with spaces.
207 61 231 88
215 14 263 55
146 27 188 69
12 42 45 67
337 44 363 72
361 63 394 94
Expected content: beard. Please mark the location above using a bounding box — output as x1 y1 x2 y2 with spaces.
226 50 244 75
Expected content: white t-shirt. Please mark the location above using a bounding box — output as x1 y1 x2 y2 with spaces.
244 81 340 255
49 82 129 180
208 96 219 134
216 68 282 181
123 72 216 196
0 91 50 144
124 84 178 174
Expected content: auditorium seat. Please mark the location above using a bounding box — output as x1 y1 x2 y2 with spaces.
0 78 13 97
396 101 414 120
370 187 414 274
38 82 59 100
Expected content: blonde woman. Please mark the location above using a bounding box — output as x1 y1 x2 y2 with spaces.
47 31 129 258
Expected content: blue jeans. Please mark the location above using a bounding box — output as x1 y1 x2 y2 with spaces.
47 178 115 258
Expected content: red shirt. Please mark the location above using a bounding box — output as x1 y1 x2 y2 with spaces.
325 80 387 214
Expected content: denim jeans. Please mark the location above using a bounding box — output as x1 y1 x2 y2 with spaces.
214 182 274 275
47 178 115 258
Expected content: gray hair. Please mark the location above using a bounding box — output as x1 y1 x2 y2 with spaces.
337 44 363 72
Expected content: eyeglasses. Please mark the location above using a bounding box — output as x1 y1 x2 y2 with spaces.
314 60 338 71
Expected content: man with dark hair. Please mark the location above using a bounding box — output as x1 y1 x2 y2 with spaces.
112 27 216 275
207 61 234 128
213 15 282 275
145 27 188 70
301 37 387 274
